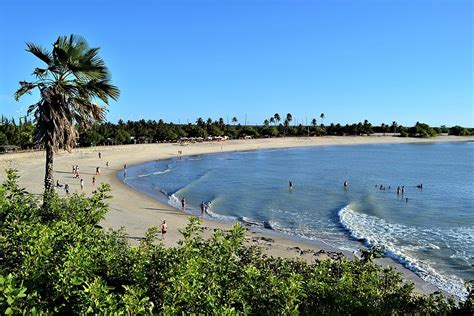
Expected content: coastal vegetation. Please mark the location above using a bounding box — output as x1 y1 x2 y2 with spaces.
14 35 119 193
1 170 472 314
0 115 471 149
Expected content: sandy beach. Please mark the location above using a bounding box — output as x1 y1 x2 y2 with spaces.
2 135 472 295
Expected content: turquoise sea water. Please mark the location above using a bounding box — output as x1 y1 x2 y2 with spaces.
123 142 473 299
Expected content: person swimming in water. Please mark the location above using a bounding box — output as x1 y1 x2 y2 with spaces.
343 180 348 188
289 180 293 190
181 197 186 210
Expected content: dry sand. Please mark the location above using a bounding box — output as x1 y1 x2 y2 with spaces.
1 135 472 295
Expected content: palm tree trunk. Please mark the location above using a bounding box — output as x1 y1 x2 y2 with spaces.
44 144 54 192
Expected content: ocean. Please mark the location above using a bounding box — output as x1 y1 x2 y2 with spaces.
122 141 473 299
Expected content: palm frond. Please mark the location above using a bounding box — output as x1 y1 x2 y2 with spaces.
26 43 52 66
14 81 37 101
32 68 49 79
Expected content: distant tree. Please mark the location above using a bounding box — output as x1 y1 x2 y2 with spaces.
439 125 449 134
311 118 317 126
286 113 293 124
409 122 437 138
263 119 270 126
196 117 205 128
391 121 398 133
274 113 281 124
0 131 8 145
449 125 471 136
320 113 325 126
269 117 275 125
231 117 238 125
218 117 224 126
14 34 119 194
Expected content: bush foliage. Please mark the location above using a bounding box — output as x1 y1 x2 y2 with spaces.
1 170 472 314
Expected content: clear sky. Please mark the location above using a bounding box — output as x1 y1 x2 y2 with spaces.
0 0 472 127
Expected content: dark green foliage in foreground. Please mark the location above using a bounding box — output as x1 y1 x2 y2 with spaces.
1 171 472 314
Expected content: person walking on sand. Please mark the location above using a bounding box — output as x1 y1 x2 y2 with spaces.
160 220 168 240
200 201 205 216
64 183 69 196
92 176 96 186
106 161 109 168
80 178 84 191
181 197 186 210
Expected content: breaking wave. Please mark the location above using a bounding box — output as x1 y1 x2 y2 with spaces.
338 205 470 300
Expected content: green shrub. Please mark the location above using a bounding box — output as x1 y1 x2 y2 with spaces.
449 125 472 136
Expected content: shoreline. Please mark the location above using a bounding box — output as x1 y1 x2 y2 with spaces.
2 135 472 298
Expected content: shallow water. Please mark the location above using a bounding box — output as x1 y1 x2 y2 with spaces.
124 141 474 299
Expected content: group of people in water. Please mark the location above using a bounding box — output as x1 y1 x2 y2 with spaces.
286 179 424 204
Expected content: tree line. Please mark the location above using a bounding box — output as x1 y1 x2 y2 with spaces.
0 115 471 149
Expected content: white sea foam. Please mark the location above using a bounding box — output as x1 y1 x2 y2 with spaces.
205 207 238 222
137 168 172 178
168 194 183 210
338 205 469 300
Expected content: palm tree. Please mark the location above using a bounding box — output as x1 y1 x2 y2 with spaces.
231 117 238 125
274 113 281 124
196 117 204 127
286 113 293 124
391 121 398 133
269 117 275 125
15 35 119 195
263 119 270 126
311 118 317 126
320 113 325 126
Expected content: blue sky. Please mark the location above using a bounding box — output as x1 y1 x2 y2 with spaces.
0 0 472 126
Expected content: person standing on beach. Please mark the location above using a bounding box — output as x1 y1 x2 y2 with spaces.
98 152 101 159
160 220 168 240
92 176 96 186
106 161 109 168
80 178 84 191
200 201 205 215
64 183 69 196
181 197 186 210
